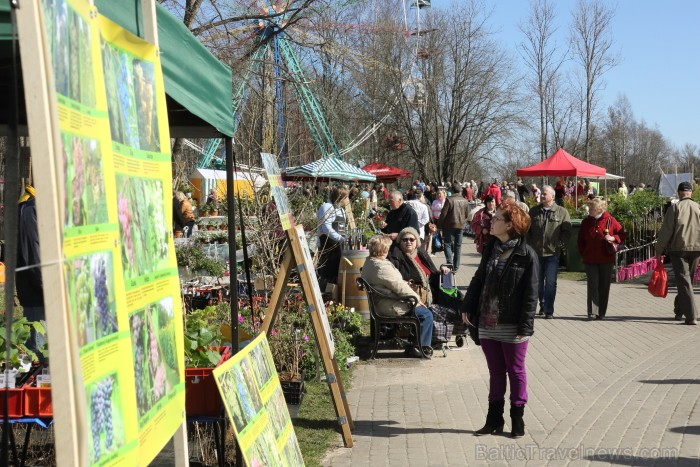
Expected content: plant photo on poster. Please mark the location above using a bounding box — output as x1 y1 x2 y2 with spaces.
129 298 180 421
101 40 160 152
62 133 109 228
282 430 305 467
87 373 126 463
116 175 168 280
244 425 284 467
64 252 117 346
218 360 263 434
264 387 289 439
41 0 97 107
249 341 275 389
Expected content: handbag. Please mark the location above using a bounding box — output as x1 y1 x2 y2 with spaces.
432 232 443 252
648 261 668 298
407 280 428 303
604 217 624 255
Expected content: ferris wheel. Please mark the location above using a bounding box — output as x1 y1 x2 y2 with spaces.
182 0 433 169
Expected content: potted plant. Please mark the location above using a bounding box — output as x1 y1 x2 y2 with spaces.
198 203 210 218
1 318 47 417
183 307 229 416
209 203 219 217
268 300 311 404
220 220 228 231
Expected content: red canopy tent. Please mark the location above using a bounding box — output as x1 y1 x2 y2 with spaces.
517 148 607 206
361 162 411 183
516 148 606 177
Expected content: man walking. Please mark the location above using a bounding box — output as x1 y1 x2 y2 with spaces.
436 183 470 272
655 182 700 325
526 185 571 319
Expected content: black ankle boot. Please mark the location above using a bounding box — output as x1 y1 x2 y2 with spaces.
510 404 525 438
475 400 505 436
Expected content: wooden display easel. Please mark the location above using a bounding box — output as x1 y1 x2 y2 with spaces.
262 225 354 447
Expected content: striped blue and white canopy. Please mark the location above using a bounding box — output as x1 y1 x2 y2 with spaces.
284 157 376 182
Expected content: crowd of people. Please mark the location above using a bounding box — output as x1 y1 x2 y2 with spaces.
352 177 699 440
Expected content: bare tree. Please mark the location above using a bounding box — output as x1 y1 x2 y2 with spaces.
389 2 523 182
570 0 618 161
601 94 634 176
518 0 567 161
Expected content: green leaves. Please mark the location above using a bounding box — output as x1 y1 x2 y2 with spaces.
0 317 47 370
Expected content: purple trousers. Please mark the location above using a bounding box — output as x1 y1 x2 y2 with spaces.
481 338 529 406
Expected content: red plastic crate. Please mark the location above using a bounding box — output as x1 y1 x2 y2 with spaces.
23 387 53 417
185 368 223 416
0 389 24 418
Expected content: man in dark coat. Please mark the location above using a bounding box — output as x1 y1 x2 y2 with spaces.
380 191 419 241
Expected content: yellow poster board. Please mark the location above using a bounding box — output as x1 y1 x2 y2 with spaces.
213 333 305 466
36 0 186 464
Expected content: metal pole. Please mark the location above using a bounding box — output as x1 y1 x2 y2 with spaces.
225 137 243 466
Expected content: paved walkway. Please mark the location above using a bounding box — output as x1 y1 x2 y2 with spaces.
322 241 700 466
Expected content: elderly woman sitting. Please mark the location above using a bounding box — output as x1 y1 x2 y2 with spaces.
361 234 434 358
389 227 453 307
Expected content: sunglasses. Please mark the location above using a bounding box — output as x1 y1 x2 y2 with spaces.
492 216 507 222
401 238 416 243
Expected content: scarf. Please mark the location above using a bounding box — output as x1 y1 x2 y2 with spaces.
478 237 520 328
18 185 35 204
405 250 432 304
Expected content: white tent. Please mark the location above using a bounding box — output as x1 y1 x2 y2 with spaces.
658 173 692 197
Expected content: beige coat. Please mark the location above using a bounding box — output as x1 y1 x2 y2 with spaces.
656 198 700 254
361 257 420 317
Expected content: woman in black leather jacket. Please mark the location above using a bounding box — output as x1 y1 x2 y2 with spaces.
461 202 538 439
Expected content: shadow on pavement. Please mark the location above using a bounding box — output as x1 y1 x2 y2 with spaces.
585 454 692 466
638 379 700 385
668 425 700 435
349 420 472 437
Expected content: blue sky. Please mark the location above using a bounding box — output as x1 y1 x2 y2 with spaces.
425 0 700 149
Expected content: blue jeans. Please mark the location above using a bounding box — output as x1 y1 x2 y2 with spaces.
538 255 559 315
414 305 434 347
443 228 464 271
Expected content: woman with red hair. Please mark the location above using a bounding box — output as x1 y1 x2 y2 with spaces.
462 203 538 438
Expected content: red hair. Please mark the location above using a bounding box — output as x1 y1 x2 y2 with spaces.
497 202 531 237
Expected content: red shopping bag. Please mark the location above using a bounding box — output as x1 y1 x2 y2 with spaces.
648 261 668 298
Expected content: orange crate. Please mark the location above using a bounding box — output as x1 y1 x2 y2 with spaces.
185 368 223 416
0 389 24 418
185 346 230 417
23 387 53 417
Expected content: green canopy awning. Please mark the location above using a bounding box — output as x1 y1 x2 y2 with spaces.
1 1 234 137
284 157 376 182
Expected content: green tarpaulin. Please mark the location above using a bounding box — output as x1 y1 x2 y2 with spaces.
1 1 233 137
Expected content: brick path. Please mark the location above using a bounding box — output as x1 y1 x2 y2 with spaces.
322 241 700 466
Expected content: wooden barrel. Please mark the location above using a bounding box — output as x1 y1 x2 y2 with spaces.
337 250 370 319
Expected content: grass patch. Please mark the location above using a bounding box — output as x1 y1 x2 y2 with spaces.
559 271 587 281
294 369 352 467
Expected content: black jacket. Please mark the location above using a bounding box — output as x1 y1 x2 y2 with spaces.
389 248 463 309
381 203 419 235
389 247 440 295
461 237 538 336
17 197 44 307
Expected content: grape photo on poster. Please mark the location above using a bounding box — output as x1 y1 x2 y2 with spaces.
129 298 180 421
64 252 117 347
87 373 125 463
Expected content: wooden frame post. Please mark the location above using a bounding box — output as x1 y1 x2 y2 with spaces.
16 1 83 464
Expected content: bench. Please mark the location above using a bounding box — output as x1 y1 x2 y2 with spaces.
356 277 431 359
